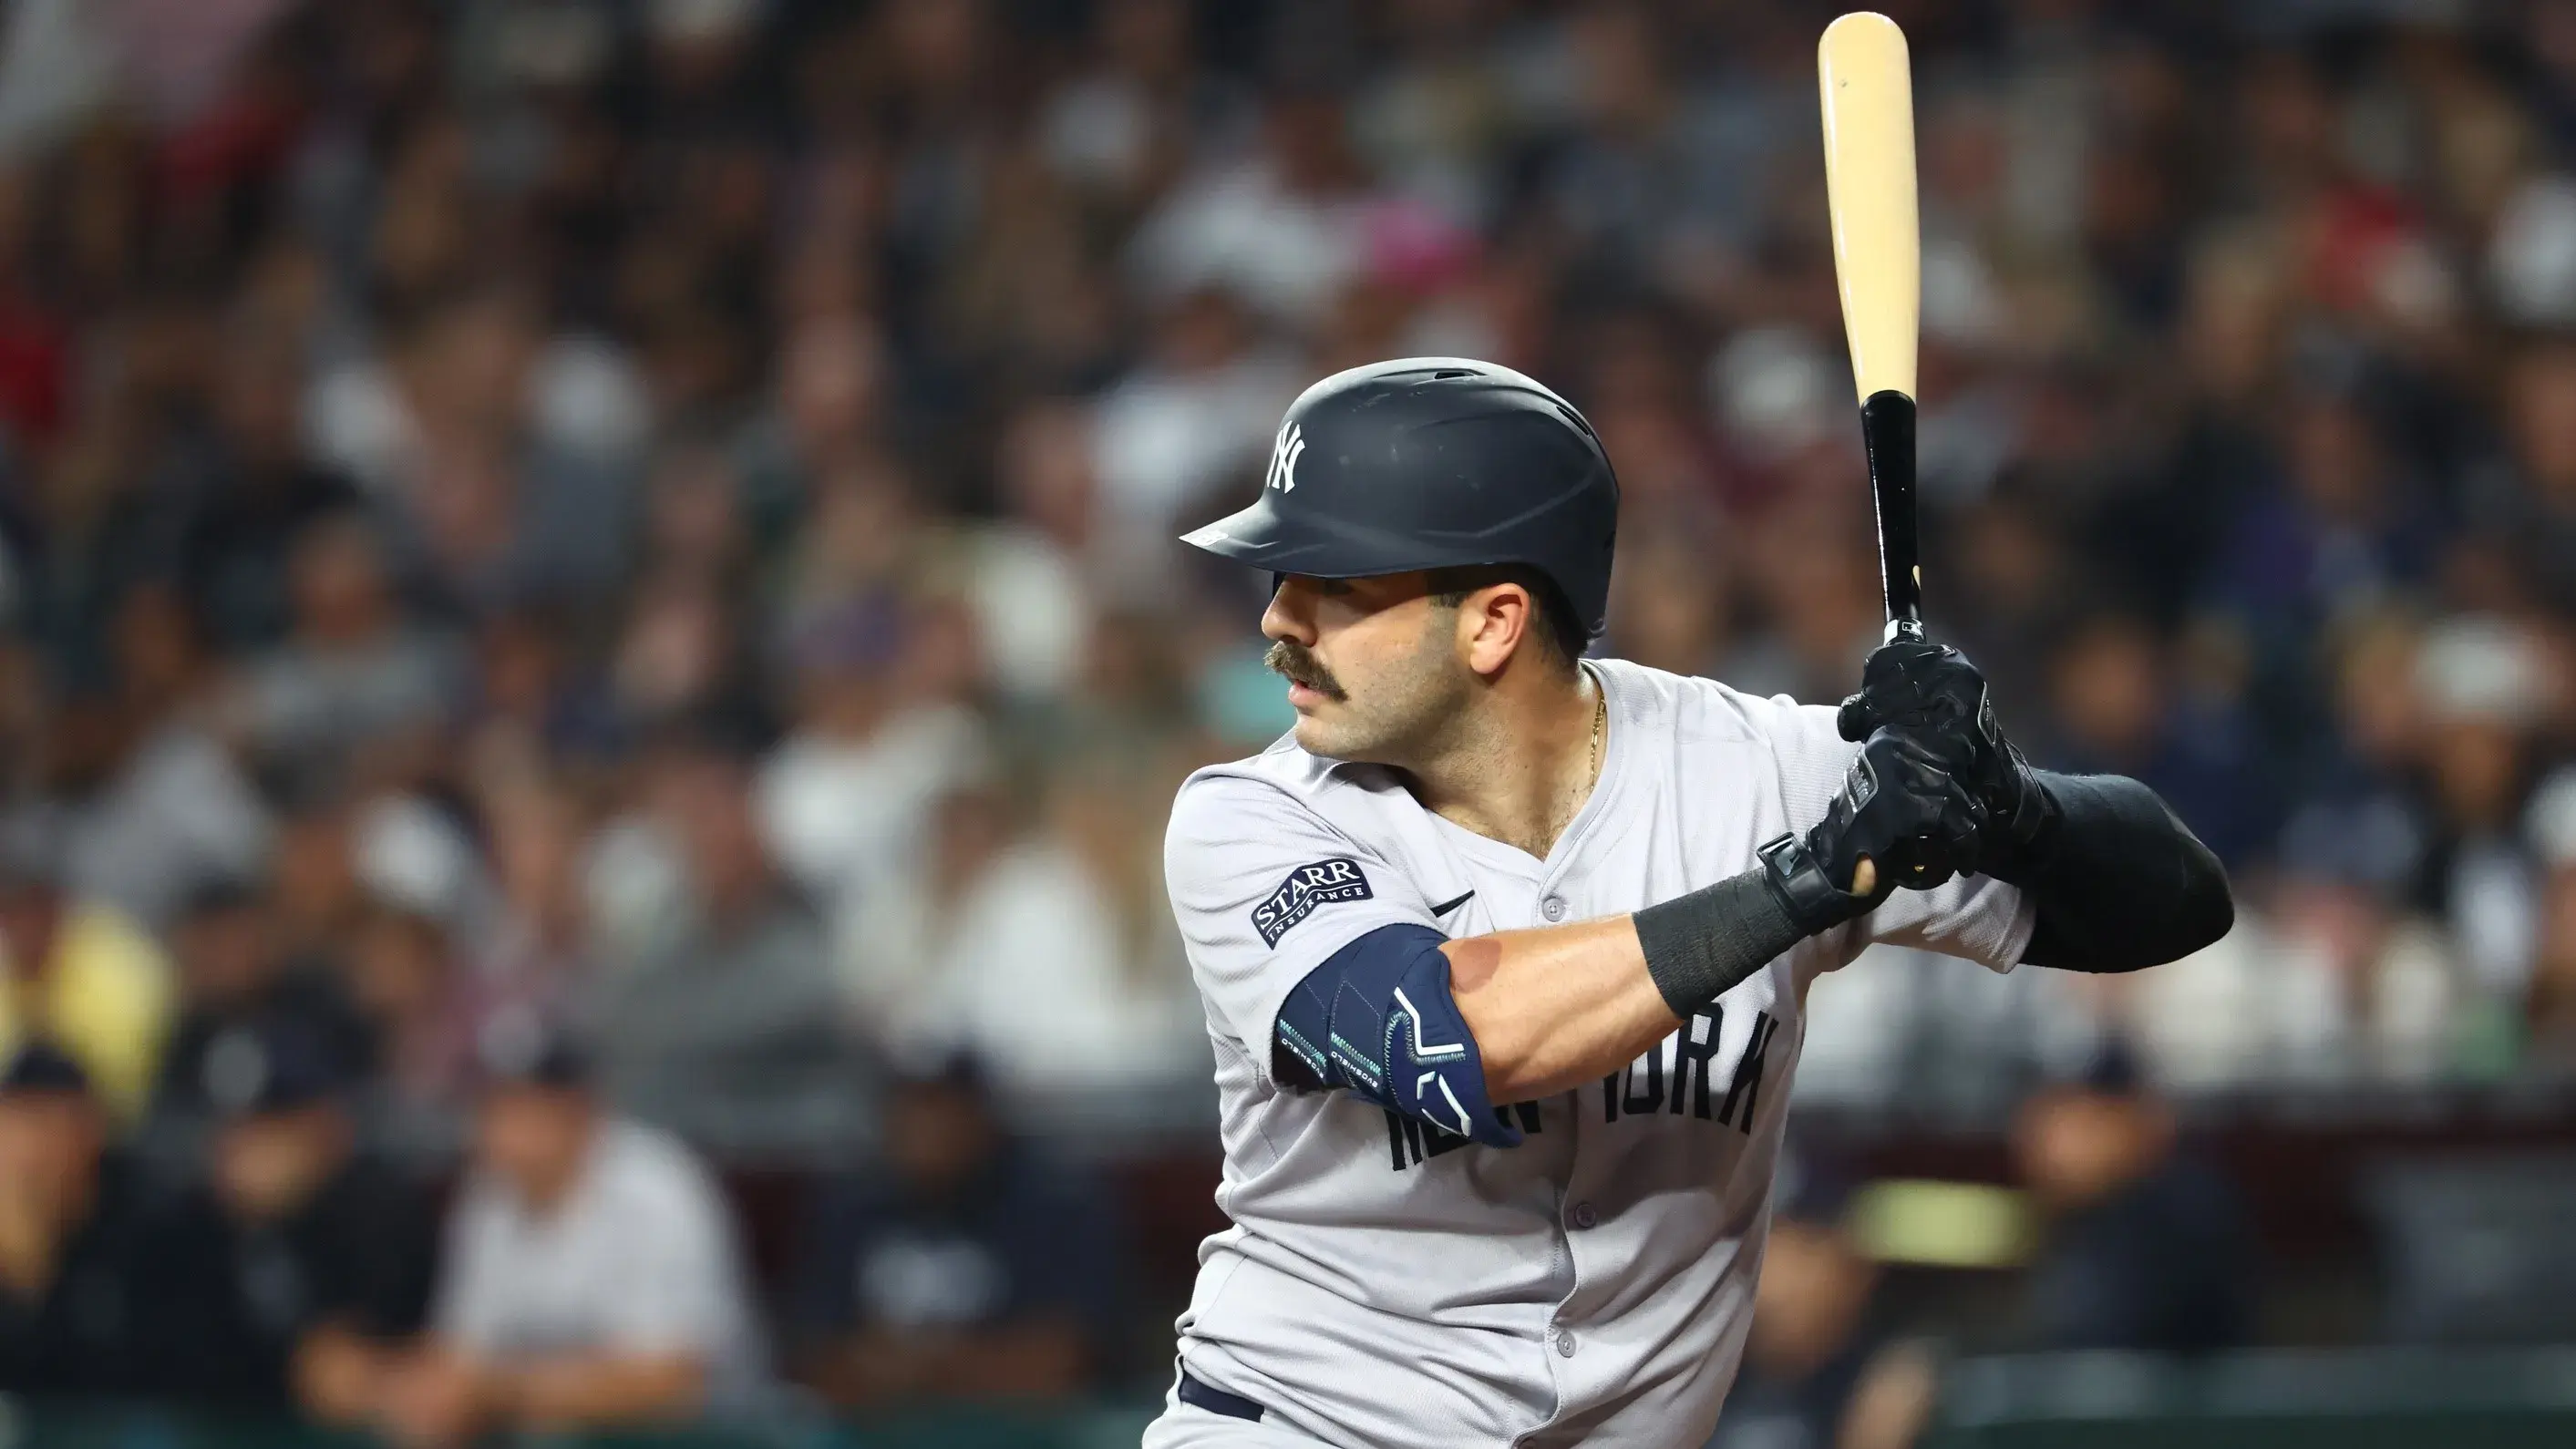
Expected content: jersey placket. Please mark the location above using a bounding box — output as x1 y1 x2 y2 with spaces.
1421 727 1627 1439
1519 692 1633 1437
1521 844 1625 1436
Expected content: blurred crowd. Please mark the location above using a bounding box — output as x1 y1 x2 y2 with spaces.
0 1023 1126 1442
1716 1044 2259 1449
3 0 2576 1431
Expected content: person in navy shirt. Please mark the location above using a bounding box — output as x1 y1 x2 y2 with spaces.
788 1054 1127 1407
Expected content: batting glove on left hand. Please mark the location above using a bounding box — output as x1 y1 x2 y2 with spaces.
1835 639 2054 879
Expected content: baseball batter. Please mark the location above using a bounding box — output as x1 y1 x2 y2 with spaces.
1148 359 2231 1449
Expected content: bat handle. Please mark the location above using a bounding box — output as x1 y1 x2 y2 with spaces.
1860 389 1922 647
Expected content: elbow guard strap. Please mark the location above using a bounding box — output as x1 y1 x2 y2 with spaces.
1273 924 1521 1147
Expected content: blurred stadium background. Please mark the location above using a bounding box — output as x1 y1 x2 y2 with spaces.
4 0 2576 1444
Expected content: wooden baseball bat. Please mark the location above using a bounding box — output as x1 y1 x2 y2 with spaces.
1819 12 1923 645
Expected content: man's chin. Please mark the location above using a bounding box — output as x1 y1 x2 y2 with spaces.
1294 714 1399 766
1289 714 1359 759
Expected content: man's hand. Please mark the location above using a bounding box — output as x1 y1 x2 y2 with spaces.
1835 640 2052 875
375 1346 489 1449
294 1326 394 1426
1761 728 1986 935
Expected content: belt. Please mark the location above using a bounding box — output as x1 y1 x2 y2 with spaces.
1178 1367 1266 1422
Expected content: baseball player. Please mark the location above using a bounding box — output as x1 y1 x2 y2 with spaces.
1148 359 2232 1448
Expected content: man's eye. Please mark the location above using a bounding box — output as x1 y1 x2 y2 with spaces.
1317 579 1355 596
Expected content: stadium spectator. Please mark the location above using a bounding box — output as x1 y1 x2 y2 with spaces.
1087 286 1300 542
2530 768 2576 1070
465 602 625 766
309 286 639 617
376 1026 764 1447
2040 612 2277 870
2209 382 2437 663
264 778 368 974
0 1043 186 1399
167 323 364 655
2478 336 2576 617
59 584 275 927
454 779 596 1071
155 1019 435 1417
1707 1151 1934 1449
220 512 465 775
589 730 860 1154
2410 616 2561 1001
847 765 1203 1115
757 591 991 989
150 878 369 1130
788 1055 1123 1408
2014 1042 2256 1354
0 811 172 1121
341 897 470 1114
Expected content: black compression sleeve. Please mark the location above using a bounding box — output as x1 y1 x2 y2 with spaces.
2012 771 2233 971
1633 868 1809 1016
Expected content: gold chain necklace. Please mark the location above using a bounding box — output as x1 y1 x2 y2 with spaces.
1588 674 1606 785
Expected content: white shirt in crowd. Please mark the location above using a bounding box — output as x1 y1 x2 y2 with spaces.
859 836 1208 1105
757 703 990 925
433 1116 766 1411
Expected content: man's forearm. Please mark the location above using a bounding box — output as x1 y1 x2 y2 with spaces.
1444 723 1987 1105
810 1326 1086 1406
1449 862 1816 1101
1447 917 1682 1102
2005 772 2232 971
924 1321 1090 1399
490 1351 706 1429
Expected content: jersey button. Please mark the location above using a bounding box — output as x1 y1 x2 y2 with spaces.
1541 896 1566 921
1569 1201 1599 1230
1554 1329 1578 1358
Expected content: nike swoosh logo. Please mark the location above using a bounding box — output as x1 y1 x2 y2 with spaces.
1430 890 1476 918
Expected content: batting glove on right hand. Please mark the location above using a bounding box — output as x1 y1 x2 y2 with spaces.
1759 727 1987 936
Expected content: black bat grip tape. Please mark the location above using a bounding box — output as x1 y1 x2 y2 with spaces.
1860 389 1921 638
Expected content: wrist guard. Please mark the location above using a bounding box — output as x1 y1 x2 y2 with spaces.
1757 831 1870 936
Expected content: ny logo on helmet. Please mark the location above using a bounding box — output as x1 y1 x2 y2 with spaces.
1265 422 1306 492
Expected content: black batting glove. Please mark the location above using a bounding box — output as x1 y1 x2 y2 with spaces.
1834 639 2055 879
1758 727 1987 936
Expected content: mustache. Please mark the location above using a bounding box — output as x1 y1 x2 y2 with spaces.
1264 640 1348 702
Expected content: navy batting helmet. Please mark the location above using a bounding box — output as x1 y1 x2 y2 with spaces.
1180 358 1622 639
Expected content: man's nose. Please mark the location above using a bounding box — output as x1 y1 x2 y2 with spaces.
1262 578 1318 645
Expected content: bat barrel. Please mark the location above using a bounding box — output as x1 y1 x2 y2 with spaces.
1821 13 1926 643
1819 12 1919 407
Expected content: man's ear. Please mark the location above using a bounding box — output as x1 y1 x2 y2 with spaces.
1458 583 1534 677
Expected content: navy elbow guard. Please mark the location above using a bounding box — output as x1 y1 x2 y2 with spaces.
1273 924 1522 1147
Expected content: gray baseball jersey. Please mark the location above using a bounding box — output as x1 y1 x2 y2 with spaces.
1149 658 2033 1449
